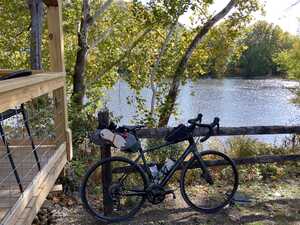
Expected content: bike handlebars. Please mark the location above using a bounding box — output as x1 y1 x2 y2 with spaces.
188 114 220 142
187 113 203 124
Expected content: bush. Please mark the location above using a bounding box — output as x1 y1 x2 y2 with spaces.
226 136 299 182
144 139 186 164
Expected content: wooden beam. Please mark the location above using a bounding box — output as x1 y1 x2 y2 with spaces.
47 0 72 160
0 73 65 113
50 184 63 192
1 143 66 225
47 1 64 72
112 154 300 174
98 110 113 214
0 72 64 94
136 125 300 139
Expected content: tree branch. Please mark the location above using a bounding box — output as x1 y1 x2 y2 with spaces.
89 27 113 50
149 22 178 116
98 27 152 77
87 0 114 27
159 0 237 127
15 24 31 38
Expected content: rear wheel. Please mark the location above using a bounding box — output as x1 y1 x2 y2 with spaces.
80 156 148 222
180 150 238 213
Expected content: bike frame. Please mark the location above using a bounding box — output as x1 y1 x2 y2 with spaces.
133 136 209 187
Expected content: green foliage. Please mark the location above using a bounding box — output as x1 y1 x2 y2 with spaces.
234 20 294 76
0 1 31 69
227 136 300 182
71 159 88 177
68 104 98 149
144 139 186 163
227 136 272 158
273 38 300 79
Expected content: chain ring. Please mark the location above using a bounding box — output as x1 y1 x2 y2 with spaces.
146 183 166 204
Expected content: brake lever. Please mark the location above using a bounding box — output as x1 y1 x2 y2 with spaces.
197 113 203 123
211 117 220 134
215 117 220 134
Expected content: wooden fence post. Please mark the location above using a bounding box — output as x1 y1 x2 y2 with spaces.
98 110 113 215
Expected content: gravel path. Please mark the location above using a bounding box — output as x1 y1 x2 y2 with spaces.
33 175 300 225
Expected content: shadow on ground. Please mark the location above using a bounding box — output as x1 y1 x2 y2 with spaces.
115 197 300 225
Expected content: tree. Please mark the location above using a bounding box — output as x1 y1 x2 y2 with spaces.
71 0 114 110
28 0 43 70
158 0 262 126
0 1 31 69
237 20 293 76
274 38 300 79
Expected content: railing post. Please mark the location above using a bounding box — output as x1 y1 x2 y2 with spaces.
46 0 72 160
98 110 113 215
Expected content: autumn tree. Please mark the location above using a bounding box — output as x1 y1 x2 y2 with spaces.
158 0 262 126
236 20 294 76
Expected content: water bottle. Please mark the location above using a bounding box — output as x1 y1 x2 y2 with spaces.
160 158 175 175
149 164 159 180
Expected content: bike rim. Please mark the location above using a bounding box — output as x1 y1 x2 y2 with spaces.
181 151 238 212
81 157 147 222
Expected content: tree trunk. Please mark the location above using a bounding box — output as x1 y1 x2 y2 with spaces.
149 23 178 119
158 0 236 127
71 0 90 110
28 0 43 70
71 0 114 111
72 31 88 109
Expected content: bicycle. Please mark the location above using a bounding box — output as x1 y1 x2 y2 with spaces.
80 113 239 223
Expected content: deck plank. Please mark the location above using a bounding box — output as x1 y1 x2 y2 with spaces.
0 143 66 225
0 145 59 224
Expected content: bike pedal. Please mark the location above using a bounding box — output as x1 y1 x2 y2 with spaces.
164 189 176 199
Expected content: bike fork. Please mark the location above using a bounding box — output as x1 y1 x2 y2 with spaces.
193 151 214 185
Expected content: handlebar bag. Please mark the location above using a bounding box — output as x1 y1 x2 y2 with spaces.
165 124 191 143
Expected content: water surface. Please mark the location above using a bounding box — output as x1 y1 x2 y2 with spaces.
106 78 300 144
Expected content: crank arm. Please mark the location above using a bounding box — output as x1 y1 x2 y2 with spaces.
120 190 146 197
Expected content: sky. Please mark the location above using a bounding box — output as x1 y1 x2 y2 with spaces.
141 0 300 35
258 0 300 35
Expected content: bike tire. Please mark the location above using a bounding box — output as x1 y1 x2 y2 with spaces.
180 150 239 213
80 156 148 222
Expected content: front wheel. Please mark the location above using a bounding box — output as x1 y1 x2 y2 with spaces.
80 156 148 223
180 150 239 213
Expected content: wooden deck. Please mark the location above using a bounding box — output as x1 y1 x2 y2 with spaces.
0 143 67 225
0 1 72 224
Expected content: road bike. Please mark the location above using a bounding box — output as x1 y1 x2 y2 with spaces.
80 113 239 223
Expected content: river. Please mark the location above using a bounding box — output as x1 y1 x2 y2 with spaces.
105 78 300 144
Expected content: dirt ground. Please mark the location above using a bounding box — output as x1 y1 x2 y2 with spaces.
35 172 300 225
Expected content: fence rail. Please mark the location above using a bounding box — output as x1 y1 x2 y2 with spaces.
136 125 300 139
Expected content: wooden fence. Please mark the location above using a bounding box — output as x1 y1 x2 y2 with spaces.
97 110 300 168
98 109 300 214
98 109 300 166
135 125 300 166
